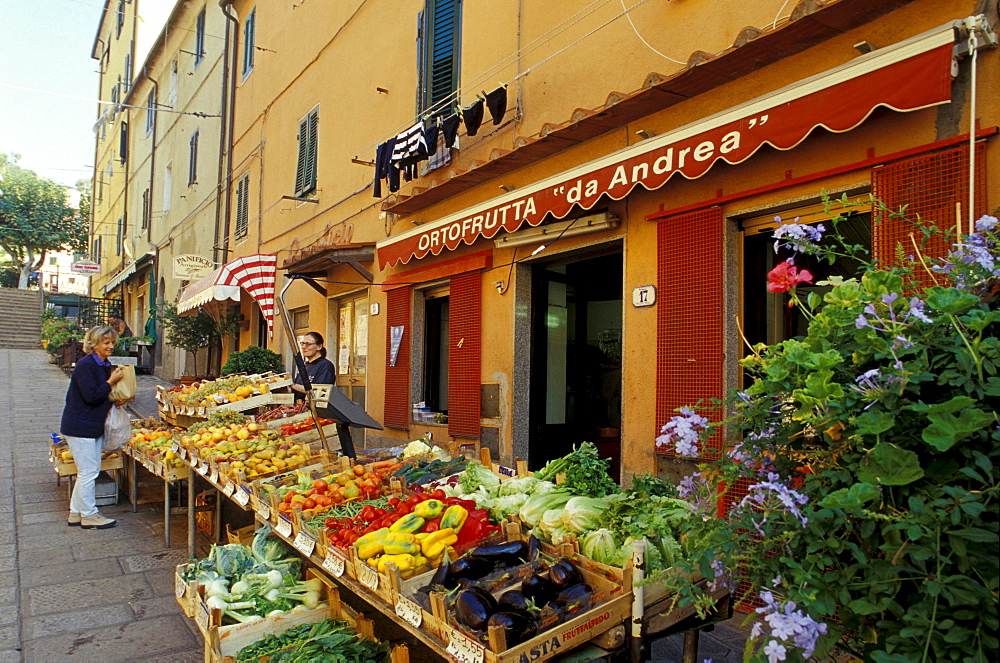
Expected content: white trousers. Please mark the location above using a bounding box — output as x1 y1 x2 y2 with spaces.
64 435 104 517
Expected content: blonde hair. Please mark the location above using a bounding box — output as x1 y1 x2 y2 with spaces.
83 326 119 354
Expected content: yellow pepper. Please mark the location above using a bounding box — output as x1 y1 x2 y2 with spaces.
377 553 416 573
413 499 445 519
421 527 458 558
440 505 469 532
383 532 421 555
389 513 425 534
355 527 390 559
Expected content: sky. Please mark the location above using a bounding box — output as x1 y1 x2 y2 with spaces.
0 0 105 188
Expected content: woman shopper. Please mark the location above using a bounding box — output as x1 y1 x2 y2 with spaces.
290 331 336 400
60 326 125 529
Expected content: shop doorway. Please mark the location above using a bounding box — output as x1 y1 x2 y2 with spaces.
529 251 622 478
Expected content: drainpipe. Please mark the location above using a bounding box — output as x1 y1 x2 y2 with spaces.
217 0 239 265
91 37 106 275
141 67 157 247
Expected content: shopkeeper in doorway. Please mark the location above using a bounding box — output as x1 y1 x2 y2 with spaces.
291 331 336 400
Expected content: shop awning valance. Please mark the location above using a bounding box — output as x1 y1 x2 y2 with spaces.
377 19 963 269
177 254 277 334
102 261 137 293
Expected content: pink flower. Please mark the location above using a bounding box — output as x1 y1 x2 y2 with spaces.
767 260 813 293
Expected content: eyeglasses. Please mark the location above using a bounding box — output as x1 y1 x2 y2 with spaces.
298 341 317 347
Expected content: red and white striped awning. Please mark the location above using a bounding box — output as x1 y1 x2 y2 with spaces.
377 19 964 268
177 254 277 334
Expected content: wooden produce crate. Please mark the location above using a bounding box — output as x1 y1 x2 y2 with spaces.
225 524 256 546
425 559 632 663
211 391 295 413
202 569 408 662
49 444 124 477
175 563 198 619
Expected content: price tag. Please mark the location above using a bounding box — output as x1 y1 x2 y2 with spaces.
322 551 345 577
170 442 180 455
293 531 316 557
275 516 292 538
174 573 187 599
447 631 485 663
395 595 423 628
196 462 208 476
209 467 219 484
234 488 251 507
257 502 271 521
195 597 211 632
357 562 379 591
223 482 236 497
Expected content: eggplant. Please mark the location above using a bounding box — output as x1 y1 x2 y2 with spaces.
445 556 496 588
428 549 451 587
548 559 582 589
454 587 498 631
526 534 540 561
487 611 538 647
554 583 593 613
521 571 556 606
470 541 529 567
498 588 532 613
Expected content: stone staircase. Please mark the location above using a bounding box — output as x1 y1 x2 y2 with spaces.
0 288 43 349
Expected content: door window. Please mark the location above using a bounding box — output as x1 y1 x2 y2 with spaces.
336 296 368 407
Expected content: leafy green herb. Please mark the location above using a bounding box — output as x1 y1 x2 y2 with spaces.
534 442 619 497
235 618 391 662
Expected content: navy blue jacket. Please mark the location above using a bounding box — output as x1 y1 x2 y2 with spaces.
292 356 336 400
61 353 114 438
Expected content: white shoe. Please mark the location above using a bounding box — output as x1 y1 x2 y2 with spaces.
80 513 116 529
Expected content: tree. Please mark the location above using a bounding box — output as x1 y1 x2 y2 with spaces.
0 154 87 289
158 302 242 376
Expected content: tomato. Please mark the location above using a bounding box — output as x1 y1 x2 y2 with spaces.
318 495 333 507
314 479 329 492
353 464 366 476
395 504 411 516
386 496 400 509
330 492 344 504
360 506 376 522
405 495 423 507
344 531 360 545
362 486 378 500
327 532 339 544
422 516 441 533
306 488 318 497
302 498 317 509
372 507 388 519
362 525 378 535
283 491 298 503
325 517 337 529
337 473 353 486
431 488 446 501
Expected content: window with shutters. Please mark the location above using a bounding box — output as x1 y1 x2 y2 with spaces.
116 0 125 38
235 173 250 239
124 51 132 92
188 130 199 186
145 90 156 135
94 237 102 262
242 8 256 78
119 122 128 164
141 188 150 230
116 216 125 256
417 0 461 115
168 59 178 107
194 8 206 67
294 107 318 197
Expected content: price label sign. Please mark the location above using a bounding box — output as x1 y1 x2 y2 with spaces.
257 502 271 521
234 488 251 507
175 573 187 599
447 631 485 663
170 442 180 455
275 516 293 538
223 482 236 497
195 598 211 632
293 531 316 557
357 562 379 591
322 551 345 577
209 468 219 484
196 462 209 476
395 595 423 628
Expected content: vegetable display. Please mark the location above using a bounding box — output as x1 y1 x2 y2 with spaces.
235 618 391 662
533 442 619 497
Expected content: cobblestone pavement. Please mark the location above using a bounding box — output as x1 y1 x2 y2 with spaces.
0 349 202 662
0 349 749 662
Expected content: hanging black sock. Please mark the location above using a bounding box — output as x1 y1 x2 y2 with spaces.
462 99 484 137
485 86 507 125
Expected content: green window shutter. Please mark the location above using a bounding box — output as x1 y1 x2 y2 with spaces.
235 174 250 238
421 0 461 114
119 122 128 164
243 9 255 76
294 109 318 196
306 109 318 194
294 117 308 196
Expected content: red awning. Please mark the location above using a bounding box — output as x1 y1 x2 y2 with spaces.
177 254 278 334
377 21 959 269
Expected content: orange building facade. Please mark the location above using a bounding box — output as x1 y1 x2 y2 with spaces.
168 0 997 484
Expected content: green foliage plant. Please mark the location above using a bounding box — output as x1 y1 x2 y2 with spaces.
221 345 284 376
40 309 82 354
653 196 999 662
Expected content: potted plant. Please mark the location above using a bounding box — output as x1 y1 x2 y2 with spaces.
221 345 284 376
651 200 999 662
157 302 240 378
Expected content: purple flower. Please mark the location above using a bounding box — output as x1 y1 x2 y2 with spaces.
739 475 809 527
855 313 869 329
975 214 998 232
678 472 703 498
754 585 828 660
707 558 733 593
881 292 899 307
763 640 787 663
656 407 710 457
907 297 933 323
773 218 825 255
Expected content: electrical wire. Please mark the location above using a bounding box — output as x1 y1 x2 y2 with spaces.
0 82 221 117
619 0 685 64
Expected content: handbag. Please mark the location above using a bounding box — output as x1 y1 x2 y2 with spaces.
109 365 137 402
103 404 131 451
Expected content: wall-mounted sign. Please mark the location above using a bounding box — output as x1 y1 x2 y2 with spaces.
632 285 656 307
389 326 404 367
173 254 213 280
70 260 101 275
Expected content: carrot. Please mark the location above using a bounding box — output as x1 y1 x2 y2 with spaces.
367 460 399 470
